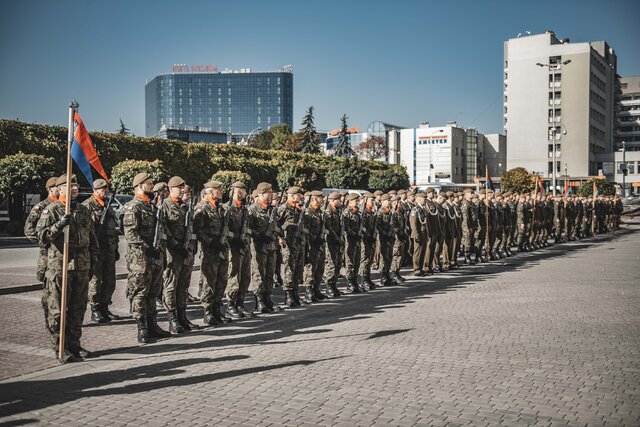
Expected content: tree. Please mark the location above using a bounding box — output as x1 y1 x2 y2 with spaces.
334 114 355 158
356 135 388 161
276 160 326 190
250 129 274 150
0 153 57 233
211 170 252 197
110 159 166 193
118 119 131 135
578 178 615 197
281 132 302 152
501 167 536 194
268 123 293 150
325 158 368 189
299 106 321 154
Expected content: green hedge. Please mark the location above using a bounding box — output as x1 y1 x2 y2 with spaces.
0 119 408 193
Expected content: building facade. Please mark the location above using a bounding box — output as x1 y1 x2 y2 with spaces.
504 31 617 181
145 65 293 138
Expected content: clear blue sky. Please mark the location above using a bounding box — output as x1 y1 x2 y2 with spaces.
1 0 638 136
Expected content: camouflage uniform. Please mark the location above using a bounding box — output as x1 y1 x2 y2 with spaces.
303 200 327 300
323 203 343 297
277 200 306 301
375 205 395 285
358 205 377 288
391 203 408 276
342 205 363 290
37 199 97 354
248 198 277 310
83 195 119 315
225 199 252 310
461 198 476 260
162 196 192 315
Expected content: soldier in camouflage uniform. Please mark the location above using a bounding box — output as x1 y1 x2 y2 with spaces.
248 182 281 313
123 172 171 343
36 174 98 362
460 189 476 264
376 194 395 286
410 192 428 276
182 185 199 306
302 190 327 302
516 194 529 251
323 191 343 298
224 181 253 318
83 179 120 324
358 193 377 290
277 186 307 306
342 193 364 293
194 181 232 325
474 191 487 262
24 176 58 329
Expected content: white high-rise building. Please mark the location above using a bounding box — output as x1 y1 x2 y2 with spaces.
504 31 617 184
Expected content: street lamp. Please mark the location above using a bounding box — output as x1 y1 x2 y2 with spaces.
537 59 571 196
244 127 262 146
621 141 627 197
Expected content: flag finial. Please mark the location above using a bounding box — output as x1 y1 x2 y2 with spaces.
70 99 79 109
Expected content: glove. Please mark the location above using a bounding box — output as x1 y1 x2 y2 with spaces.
54 214 73 230
145 247 161 259
114 250 120 261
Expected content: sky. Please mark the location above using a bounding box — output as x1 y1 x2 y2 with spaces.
1 0 639 137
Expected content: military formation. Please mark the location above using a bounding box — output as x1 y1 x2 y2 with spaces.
25 173 624 362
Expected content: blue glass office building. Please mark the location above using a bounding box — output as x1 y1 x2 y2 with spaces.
145 67 293 138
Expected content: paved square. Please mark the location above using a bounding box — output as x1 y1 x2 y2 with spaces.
0 226 639 426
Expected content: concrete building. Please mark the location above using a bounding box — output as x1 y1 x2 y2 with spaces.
399 122 505 186
504 31 617 184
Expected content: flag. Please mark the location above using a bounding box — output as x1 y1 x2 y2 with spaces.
70 112 109 186
593 181 598 199
563 181 571 199
538 177 545 197
485 167 494 192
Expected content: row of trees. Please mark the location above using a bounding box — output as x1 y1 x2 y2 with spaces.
500 167 616 196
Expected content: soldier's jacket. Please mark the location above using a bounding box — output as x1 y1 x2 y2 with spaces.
437 202 451 239
36 199 98 272
277 201 305 249
409 204 427 241
524 201 533 223
486 200 497 229
324 205 342 245
575 200 584 220
508 201 517 227
342 206 362 242
375 207 395 245
393 205 408 239
503 202 512 229
248 199 277 252
227 199 250 248
304 203 326 247
182 201 197 257
495 202 504 229
475 199 487 229
360 205 377 244
554 200 564 223
83 194 119 252
425 199 441 238
123 194 164 268
453 202 463 234
25 196 57 244
565 200 575 221
162 197 187 251
193 196 227 254
401 201 413 235
516 200 526 225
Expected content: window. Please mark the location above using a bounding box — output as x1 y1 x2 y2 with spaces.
549 56 561 65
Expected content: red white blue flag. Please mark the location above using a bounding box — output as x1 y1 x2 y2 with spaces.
70 112 108 186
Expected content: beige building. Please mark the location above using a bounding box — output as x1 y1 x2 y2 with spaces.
504 31 617 191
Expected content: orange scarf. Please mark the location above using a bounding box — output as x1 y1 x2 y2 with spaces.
207 195 217 208
48 195 57 203
136 194 151 203
93 193 105 207
233 198 242 208
258 199 268 209
171 196 181 204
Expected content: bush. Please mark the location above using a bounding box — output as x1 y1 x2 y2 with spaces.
501 167 536 194
276 160 326 191
578 178 615 197
211 170 252 196
368 166 410 192
0 153 57 198
110 159 167 193
325 158 369 189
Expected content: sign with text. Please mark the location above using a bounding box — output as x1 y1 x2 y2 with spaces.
172 64 218 73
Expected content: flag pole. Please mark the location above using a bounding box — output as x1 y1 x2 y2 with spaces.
59 99 78 361
485 166 489 253
529 177 537 245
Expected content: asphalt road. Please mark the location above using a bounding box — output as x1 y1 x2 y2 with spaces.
0 226 638 426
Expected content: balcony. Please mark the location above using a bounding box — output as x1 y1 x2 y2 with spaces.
548 116 562 123
549 99 561 106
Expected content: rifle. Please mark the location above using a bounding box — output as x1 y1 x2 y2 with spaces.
238 187 252 243
182 194 196 250
293 195 312 243
152 195 164 251
266 190 286 236
96 193 115 238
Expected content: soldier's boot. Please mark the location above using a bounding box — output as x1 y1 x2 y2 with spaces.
356 277 368 293
177 308 198 331
293 289 308 306
383 273 394 287
464 254 474 265
70 346 93 360
148 315 171 338
364 276 376 291
91 306 108 324
265 294 282 312
304 286 317 303
394 270 407 283
236 299 255 317
490 251 498 261
255 294 270 314
168 310 186 335
58 349 79 364
284 290 298 308
326 283 340 298
225 300 244 319
203 308 220 326
346 279 360 294
313 283 326 301
215 303 233 324
137 317 150 344
155 297 164 311
101 304 120 321
389 272 402 286
436 260 444 273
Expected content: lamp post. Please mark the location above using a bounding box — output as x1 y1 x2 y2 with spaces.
622 141 627 197
537 59 571 196
244 127 262 146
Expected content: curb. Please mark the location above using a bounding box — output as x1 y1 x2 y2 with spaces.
0 265 201 296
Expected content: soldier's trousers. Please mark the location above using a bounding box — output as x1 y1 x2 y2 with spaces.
251 244 276 296
127 245 163 320
516 225 527 246
163 251 191 312
359 238 375 279
485 227 495 254
475 228 486 253
37 247 48 283
88 251 116 308
462 228 475 256
442 235 455 268
379 241 394 274
282 243 304 292
45 269 89 352
390 235 406 272
304 242 325 286
425 235 439 270
324 241 341 285
412 238 426 272
344 238 361 282
493 226 503 253
226 243 252 303
200 249 229 311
